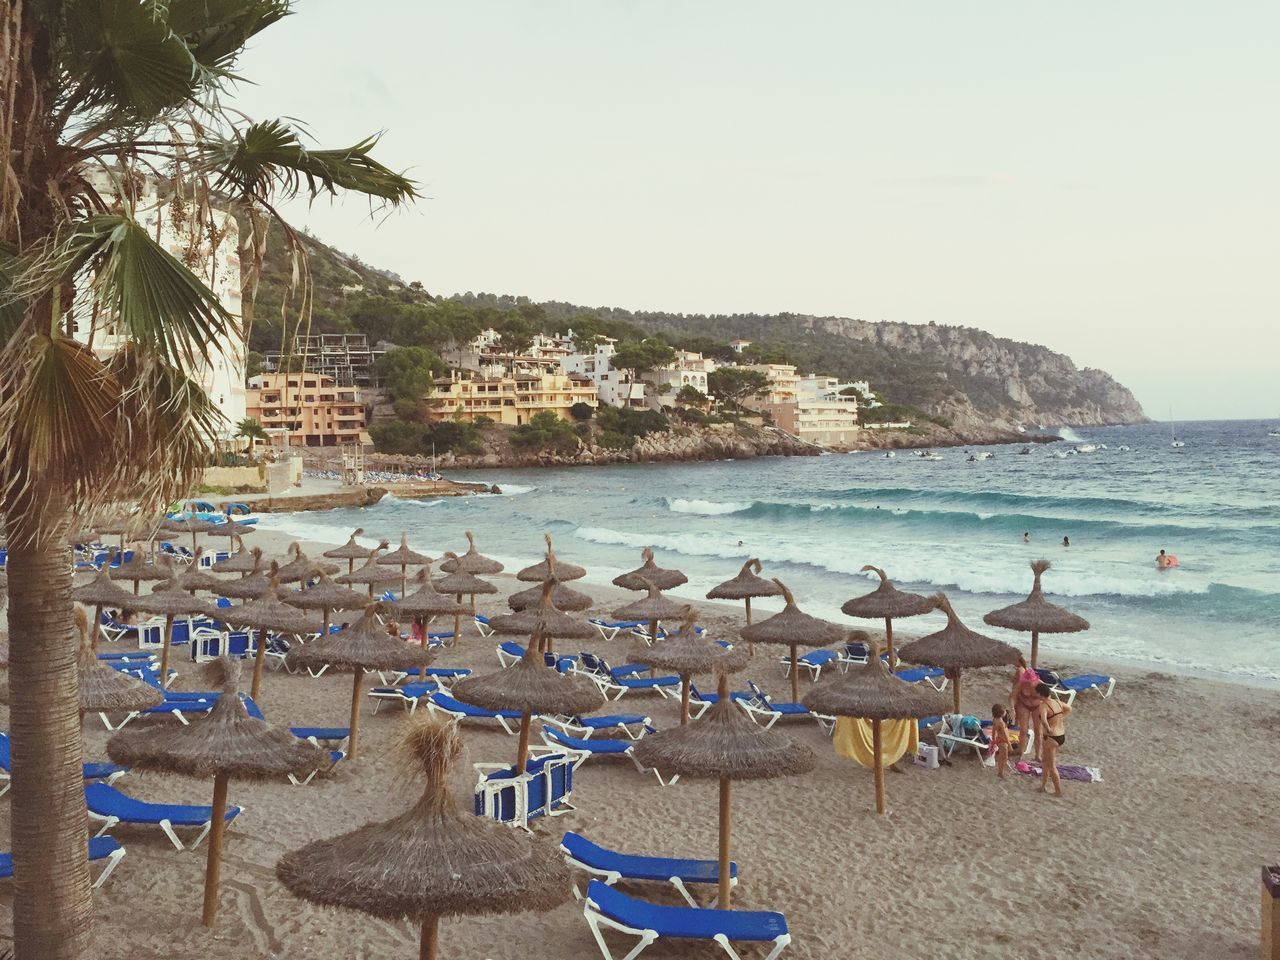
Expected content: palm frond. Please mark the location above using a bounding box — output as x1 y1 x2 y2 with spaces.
167 0 291 73
0 244 26 341
199 119 418 206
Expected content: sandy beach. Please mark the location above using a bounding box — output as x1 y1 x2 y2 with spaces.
3 524 1274 960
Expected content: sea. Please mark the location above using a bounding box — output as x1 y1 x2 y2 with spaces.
256 419 1280 684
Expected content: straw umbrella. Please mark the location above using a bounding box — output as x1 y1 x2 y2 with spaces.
276 716 572 960
611 580 692 646
163 515 220 554
983 559 1089 668
280 569 370 639
275 543 340 584
129 577 216 688
898 593 1021 714
220 569 323 701
454 628 604 774
72 551 140 649
337 543 401 598
214 549 273 600
438 530 504 575
628 614 748 724
108 658 324 926
740 579 842 704
840 565 935 670
515 534 586 583
507 580 592 613
706 558 783 627
167 549 229 595
803 641 948 813
376 533 433 598
612 547 688 592
324 528 375 576
77 611 165 717
203 517 257 541
210 535 259 574
109 549 170 594
284 604 435 759
633 673 814 907
384 566 469 648
486 580 597 655
433 552 498 619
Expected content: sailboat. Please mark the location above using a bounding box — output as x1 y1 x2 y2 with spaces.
1169 408 1185 448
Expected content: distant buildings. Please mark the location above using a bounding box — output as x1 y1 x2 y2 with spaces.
263 334 385 388
650 350 715 406
740 363 862 448
245 373 371 447
424 370 597 425
561 338 648 409
729 339 753 353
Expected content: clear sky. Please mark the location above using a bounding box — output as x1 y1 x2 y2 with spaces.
234 1 1278 421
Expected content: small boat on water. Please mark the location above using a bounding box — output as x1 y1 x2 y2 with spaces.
916 450 944 461
1169 407 1186 448
1269 431 1280 438
1050 450 1068 459
977 451 994 460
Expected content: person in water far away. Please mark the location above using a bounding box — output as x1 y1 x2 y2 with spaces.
1023 532 1030 544
1062 536 1070 547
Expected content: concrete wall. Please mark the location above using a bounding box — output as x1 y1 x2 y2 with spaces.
202 464 266 492
266 456 303 492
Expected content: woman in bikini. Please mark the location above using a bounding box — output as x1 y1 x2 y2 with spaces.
1010 656 1042 762
1036 682 1072 797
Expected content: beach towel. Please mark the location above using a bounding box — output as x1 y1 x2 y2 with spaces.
1014 761 1102 783
833 717 919 768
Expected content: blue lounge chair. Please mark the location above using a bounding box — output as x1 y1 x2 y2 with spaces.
582 879 790 960
541 727 676 786
590 618 646 642
1043 672 1115 706
688 683 754 719
472 613 495 638
780 648 839 682
554 714 652 740
738 682 835 734
496 641 576 673
84 782 241 851
576 654 681 700
0 733 126 796
837 640 871 667
369 681 440 714
389 664 472 684
0 836 126 889
895 666 948 691
474 751 575 830
561 831 736 907
428 693 523 733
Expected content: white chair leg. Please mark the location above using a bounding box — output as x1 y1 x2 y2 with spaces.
159 820 187 851
93 848 126 888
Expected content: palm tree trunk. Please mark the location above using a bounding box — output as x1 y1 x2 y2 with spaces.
6 502 95 958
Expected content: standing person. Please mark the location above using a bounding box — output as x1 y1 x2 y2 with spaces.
1036 683 1072 797
1023 532 1030 544
1010 656 1043 762
990 704 1012 778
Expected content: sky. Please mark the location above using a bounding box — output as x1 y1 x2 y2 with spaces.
233 1 1279 421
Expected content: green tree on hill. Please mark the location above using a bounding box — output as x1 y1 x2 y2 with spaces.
510 411 580 454
377 347 445 418
708 368 771 411
611 338 677 378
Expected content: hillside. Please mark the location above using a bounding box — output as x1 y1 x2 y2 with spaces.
247 229 1147 432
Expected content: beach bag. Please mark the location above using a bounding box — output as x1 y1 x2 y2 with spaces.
914 743 939 769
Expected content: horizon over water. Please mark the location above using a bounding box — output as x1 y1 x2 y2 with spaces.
258 418 1280 683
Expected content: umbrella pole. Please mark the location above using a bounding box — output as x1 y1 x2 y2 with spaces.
745 599 754 657
348 558 355 576
717 776 732 908
401 565 407 598
1031 630 1040 668
885 618 895 670
322 607 331 638
872 719 886 815
515 712 532 775
649 618 658 646
453 611 461 645
680 674 691 725
92 603 104 651
790 642 800 704
201 772 230 926
158 615 175 689
470 593 477 616
349 667 364 760
419 916 439 960
952 671 962 714
418 615 427 648
250 629 267 701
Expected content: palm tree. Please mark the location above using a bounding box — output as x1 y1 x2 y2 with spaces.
235 416 270 457
0 4 415 956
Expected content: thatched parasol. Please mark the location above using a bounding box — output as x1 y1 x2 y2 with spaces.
73 551 140 648
438 530 504 576
376 533 433 597
453 629 604 773
284 604 435 758
611 580 693 646
280 569 370 639
627 613 748 724
162 515 220 553
337 543 401 598
384 566 469 648
129 577 215 691
507 580 592 613
740 579 842 703
202 517 256 539
275 543 340 584
840 565 935 670
633 674 814 907
109 549 170 594
486 580 597 654
276 716 572 960
515 534 585 583
433 552 498 623
983 559 1089 667
612 547 688 592
210 536 259 574
77 610 165 716
706 558 783 626
323 528 375 575
167 549 229 595
221 568 323 700
898 593 1021 713
108 658 324 926
214 548 273 600
803 641 948 813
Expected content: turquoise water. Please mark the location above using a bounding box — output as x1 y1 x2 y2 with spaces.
258 419 1280 681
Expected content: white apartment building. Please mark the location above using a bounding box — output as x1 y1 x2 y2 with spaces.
651 350 714 405
79 170 246 443
560 338 647 408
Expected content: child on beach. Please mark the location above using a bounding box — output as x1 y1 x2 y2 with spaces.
990 704 1012 778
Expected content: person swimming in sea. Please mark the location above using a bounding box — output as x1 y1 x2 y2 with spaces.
1023 532 1030 544
1156 549 1179 569
1062 536 1070 548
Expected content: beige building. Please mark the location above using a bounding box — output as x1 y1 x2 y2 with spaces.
425 371 597 425
245 373 371 447
740 363 801 406
764 400 861 448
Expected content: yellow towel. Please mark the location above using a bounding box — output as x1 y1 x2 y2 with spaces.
833 717 920 768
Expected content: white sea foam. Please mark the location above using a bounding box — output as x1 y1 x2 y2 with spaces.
665 498 751 515
497 484 537 496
